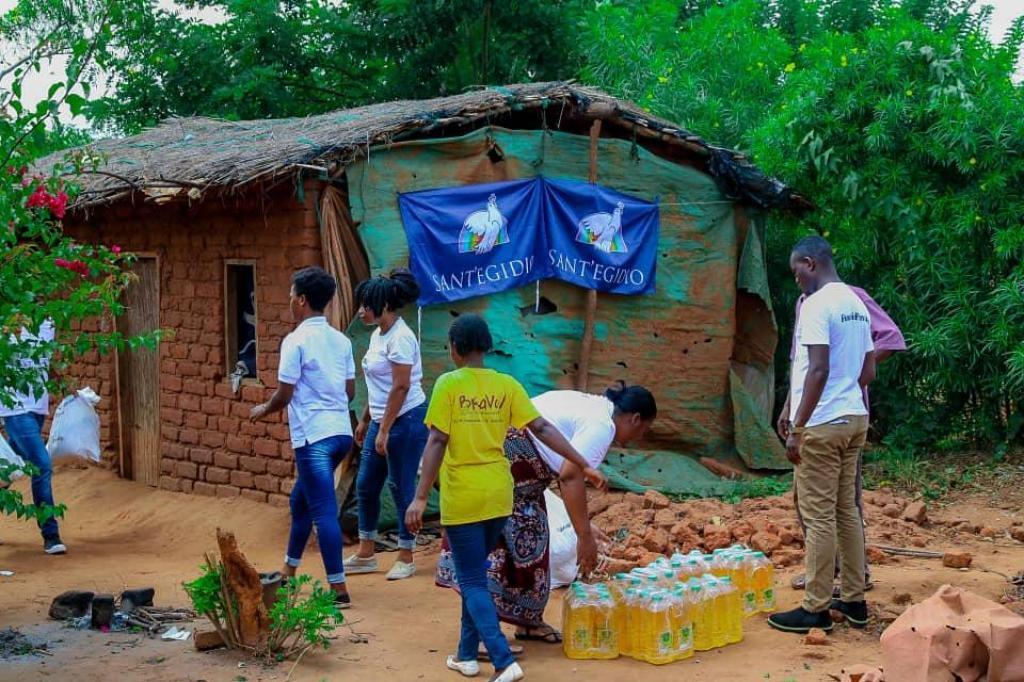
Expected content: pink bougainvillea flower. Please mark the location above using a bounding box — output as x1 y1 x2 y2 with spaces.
49 191 68 219
111 244 122 255
54 258 89 276
26 184 51 208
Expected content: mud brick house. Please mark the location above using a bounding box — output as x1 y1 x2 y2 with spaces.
40 82 809 502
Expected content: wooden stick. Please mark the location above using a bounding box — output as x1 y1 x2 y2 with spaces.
577 120 602 392
874 545 944 559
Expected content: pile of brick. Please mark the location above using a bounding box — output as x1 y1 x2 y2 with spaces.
589 488 931 574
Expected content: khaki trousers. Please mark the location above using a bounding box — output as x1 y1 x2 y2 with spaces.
796 415 869 612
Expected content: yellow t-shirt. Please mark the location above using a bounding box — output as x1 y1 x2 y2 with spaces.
425 367 540 526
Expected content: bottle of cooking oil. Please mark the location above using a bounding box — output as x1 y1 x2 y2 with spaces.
670 584 695 661
701 575 728 648
634 589 652 662
563 583 591 659
736 552 758 617
688 580 713 652
751 551 776 613
619 587 637 658
645 593 675 665
718 576 743 644
592 584 618 659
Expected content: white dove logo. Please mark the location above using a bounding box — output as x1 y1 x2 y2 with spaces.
459 193 510 255
576 201 627 253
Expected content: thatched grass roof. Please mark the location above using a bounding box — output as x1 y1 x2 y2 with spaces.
39 81 809 211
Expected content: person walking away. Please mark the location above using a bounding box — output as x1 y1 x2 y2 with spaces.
406 314 606 682
251 267 356 608
780 286 905 594
1 318 65 554
768 236 875 635
435 383 657 646
345 269 428 581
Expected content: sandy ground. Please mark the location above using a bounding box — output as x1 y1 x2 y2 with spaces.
1 467 1022 682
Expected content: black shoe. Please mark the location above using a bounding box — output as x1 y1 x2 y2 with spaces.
334 591 352 610
767 607 833 634
44 537 67 555
830 599 869 628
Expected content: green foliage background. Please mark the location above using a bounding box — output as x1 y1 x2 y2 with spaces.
4 0 1022 454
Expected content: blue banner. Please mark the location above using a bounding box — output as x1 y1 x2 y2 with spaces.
543 178 659 296
399 178 545 306
398 177 659 305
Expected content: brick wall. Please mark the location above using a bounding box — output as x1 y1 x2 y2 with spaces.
64 184 326 504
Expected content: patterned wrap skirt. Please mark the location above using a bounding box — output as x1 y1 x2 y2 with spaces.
435 429 557 627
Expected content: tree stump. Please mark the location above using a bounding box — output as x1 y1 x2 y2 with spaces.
216 528 270 648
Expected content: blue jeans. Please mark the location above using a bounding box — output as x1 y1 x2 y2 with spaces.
356 403 428 550
3 413 59 540
285 435 352 584
446 516 513 669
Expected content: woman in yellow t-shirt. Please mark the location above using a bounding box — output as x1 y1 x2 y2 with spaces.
406 314 605 682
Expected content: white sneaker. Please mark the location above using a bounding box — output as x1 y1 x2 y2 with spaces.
386 560 417 581
343 554 379 574
492 662 524 682
446 655 480 677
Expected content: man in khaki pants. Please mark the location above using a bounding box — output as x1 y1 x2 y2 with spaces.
768 236 875 635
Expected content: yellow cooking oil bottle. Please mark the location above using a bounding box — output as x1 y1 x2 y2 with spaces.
750 551 776 613
703 575 729 648
670 584 695 661
688 580 713 652
592 584 618 659
718 575 744 644
645 592 675 665
633 589 652 661
563 583 594 659
737 552 758 617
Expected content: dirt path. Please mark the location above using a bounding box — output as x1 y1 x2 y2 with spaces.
1 468 1021 682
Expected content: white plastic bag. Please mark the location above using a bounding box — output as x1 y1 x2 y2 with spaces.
46 387 101 462
546 489 579 588
0 433 26 481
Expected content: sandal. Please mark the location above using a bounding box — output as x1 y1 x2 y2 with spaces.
514 626 562 644
476 643 524 662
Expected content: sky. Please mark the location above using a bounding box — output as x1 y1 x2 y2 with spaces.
1 0 1022 129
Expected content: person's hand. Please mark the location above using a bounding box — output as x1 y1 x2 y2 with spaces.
776 413 791 440
354 420 369 447
405 497 427 534
590 522 610 547
249 404 268 422
583 466 607 491
785 431 802 466
374 428 389 457
577 531 599 577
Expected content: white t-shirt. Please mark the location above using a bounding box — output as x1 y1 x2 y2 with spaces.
790 282 874 428
278 316 356 448
0 320 55 418
361 318 426 422
528 391 617 474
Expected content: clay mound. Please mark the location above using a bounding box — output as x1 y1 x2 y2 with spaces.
590 487 930 574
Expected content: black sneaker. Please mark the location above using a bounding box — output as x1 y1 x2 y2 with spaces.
44 537 67 555
829 599 869 628
334 591 352 610
767 606 833 634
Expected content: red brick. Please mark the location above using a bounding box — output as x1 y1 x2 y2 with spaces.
188 345 209 362
160 359 178 375
254 474 278 493
202 397 226 417
240 421 267 437
180 479 194 493
216 484 241 498
164 443 187 460
205 467 230 484
190 448 213 465
179 428 199 445
175 461 198 479
169 343 188 360
200 364 221 380
217 416 241 433
230 470 254 488
179 393 201 411
267 459 293 477
200 431 226 448
160 458 175 474
214 452 238 469
279 477 295 495
267 493 290 507
160 375 183 393
200 332 220 347
159 475 178 492
184 379 209 396
253 439 279 458
240 489 268 504
177 361 200 377
226 435 253 455
267 423 290 441
159 407 183 426
231 402 252 419
185 412 208 430
193 481 216 497
161 425 180 442
240 455 267 474
241 385 266 402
